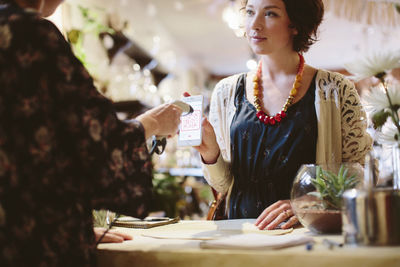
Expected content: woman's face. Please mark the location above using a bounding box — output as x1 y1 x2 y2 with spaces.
244 0 297 55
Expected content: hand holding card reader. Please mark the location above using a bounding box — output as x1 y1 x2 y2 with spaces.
149 99 194 155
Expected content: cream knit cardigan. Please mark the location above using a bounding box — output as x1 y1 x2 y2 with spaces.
202 69 373 195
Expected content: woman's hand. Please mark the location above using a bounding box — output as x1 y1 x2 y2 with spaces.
94 227 133 243
254 200 299 230
195 117 220 163
136 103 183 139
183 92 220 164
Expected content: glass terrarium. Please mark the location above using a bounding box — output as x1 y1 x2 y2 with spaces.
290 163 363 234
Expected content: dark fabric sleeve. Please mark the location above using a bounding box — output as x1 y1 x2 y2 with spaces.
11 16 153 218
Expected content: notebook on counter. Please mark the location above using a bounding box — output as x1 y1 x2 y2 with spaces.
113 216 180 229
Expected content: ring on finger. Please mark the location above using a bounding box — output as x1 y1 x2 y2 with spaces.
283 209 291 218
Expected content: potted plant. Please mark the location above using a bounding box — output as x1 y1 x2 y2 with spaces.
290 163 362 234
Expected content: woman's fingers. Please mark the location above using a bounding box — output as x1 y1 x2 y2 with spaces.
193 117 220 163
255 200 296 230
261 212 288 230
280 214 299 229
101 232 124 243
136 103 183 139
255 202 278 225
257 208 288 230
108 229 133 240
255 200 289 226
94 227 133 243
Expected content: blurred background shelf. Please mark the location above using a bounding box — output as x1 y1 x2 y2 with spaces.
157 167 204 178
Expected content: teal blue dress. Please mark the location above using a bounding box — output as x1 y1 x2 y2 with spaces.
228 73 317 219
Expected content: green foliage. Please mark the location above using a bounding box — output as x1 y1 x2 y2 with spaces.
67 29 87 66
92 209 108 228
67 5 114 69
151 172 185 218
77 6 114 35
372 109 391 129
308 165 359 210
199 185 214 204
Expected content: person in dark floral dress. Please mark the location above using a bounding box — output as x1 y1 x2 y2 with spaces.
0 0 183 266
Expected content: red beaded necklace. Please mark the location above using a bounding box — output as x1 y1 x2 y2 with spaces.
253 53 305 125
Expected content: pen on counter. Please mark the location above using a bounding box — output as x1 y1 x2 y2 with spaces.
144 217 169 222
115 217 170 222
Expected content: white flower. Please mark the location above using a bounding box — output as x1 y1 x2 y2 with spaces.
377 121 400 146
0 24 12 50
386 83 400 106
345 51 400 81
362 83 400 115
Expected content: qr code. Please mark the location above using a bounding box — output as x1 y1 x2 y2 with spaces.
181 110 201 131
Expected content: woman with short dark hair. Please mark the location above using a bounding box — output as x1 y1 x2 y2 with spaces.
195 0 372 229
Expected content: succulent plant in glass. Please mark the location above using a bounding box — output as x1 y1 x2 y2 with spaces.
308 165 360 210
291 163 363 234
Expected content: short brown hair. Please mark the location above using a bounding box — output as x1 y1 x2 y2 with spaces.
241 0 324 52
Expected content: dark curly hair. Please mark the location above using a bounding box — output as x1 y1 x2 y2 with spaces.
241 0 324 52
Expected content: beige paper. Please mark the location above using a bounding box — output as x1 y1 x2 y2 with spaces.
141 219 293 240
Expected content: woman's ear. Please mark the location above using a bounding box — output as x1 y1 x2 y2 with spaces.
289 25 298 35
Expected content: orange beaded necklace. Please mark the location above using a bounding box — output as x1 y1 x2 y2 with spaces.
253 53 305 125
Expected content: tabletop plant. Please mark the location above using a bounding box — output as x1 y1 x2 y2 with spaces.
308 164 360 210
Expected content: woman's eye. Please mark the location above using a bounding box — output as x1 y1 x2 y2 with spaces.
265 11 277 17
245 9 254 16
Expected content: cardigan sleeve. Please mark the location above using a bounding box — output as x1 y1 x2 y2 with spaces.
339 77 373 163
315 70 372 165
201 76 238 194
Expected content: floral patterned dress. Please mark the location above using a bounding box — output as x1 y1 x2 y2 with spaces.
0 1 153 266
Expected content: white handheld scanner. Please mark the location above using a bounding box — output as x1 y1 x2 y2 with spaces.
172 99 194 115
150 100 194 155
